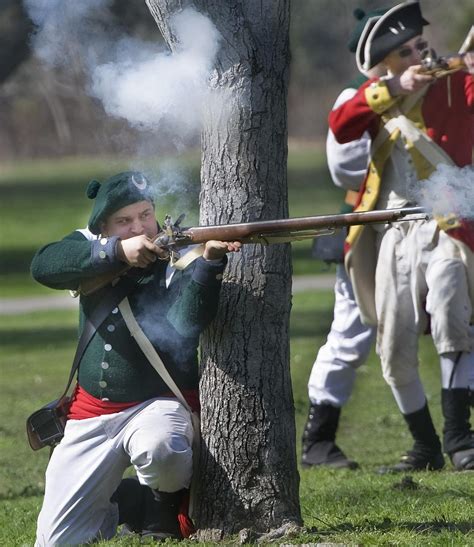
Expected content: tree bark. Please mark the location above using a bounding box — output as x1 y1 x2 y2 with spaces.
146 0 301 537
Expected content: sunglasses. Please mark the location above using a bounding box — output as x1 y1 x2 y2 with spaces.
396 40 429 58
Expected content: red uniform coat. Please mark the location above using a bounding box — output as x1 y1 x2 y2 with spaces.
327 72 474 324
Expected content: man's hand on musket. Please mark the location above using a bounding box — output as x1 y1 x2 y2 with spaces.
117 235 169 268
387 64 435 96
203 240 242 261
464 52 474 75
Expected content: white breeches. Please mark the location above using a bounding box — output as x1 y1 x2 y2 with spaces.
35 397 193 547
308 264 376 406
375 220 472 387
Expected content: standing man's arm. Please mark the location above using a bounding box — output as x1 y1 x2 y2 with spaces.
326 88 371 191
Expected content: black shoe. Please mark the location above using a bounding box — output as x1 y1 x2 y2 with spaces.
110 477 145 533
141 529 182 541
111 479 185 538
141 489 184 540
378 403 444 474
302 440 359 469
301 402 358 470
442 388 474 470
378 449 445 474
451 446 474 471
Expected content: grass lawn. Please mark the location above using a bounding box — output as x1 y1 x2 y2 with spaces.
1 156 472 545
1 293 472 545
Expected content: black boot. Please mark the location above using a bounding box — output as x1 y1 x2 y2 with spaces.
110 477 146 534
141 489 184 540
379 403 444 474
301 402 358 469
441 388 474 471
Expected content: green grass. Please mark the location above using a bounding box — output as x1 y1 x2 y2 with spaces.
1 293 472 545
0 151 340 296
3 156 470 545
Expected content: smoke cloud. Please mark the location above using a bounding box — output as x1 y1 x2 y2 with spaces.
408 164 474 219
92 11 221 134
24 0 222 143
24 0 116 68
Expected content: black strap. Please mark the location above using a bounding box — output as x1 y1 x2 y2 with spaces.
448 351 463 390
58 277 139 401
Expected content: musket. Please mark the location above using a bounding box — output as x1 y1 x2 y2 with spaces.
78 206 428 296
420 50 469 79
420 26 473 79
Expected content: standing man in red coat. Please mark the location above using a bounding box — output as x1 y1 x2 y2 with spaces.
329 1 474 472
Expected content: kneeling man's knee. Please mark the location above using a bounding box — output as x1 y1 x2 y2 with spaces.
131 430 193 492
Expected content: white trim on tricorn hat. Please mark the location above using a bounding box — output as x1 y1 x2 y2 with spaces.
355 14 386 75
361 1 429 71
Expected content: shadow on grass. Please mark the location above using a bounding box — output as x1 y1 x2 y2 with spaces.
290 309 334 338
0 248 38 275
0 181 86 217
0 485 45 501
310 517 474 536
0 327 77 349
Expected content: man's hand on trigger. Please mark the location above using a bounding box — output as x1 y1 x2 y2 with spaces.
387 65 434 96
203 240 242 261
117 235 168 268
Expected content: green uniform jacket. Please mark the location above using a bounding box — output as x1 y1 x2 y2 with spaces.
30 230 226 402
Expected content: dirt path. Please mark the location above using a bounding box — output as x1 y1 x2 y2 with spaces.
0 274 336 315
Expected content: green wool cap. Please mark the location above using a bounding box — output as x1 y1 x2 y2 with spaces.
347 7 390 53
87 171 154 235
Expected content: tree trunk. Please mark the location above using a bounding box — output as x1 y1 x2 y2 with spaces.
146 0 301 538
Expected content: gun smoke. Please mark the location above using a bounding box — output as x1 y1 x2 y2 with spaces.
24 0 223 327
407 164 474 219
24 0 222 147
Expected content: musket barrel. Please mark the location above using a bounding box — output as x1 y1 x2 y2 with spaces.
180 207 427 244
78 207 427 295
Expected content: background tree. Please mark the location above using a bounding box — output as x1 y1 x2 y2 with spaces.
0 0 32 84
1 0 472 159
146 0 301 539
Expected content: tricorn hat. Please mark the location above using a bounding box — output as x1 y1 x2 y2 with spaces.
347 7 390 54
356 1 429 73
87 171 154 235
